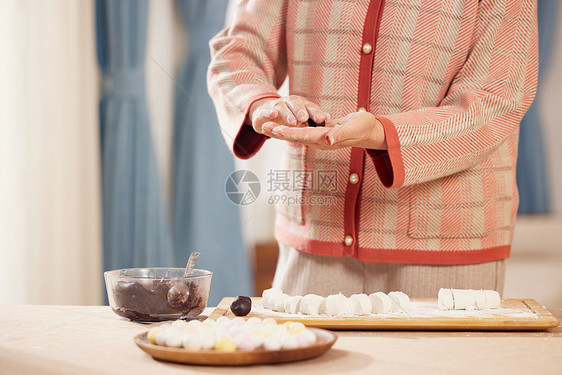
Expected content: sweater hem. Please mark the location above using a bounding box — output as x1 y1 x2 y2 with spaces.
275 225 511 265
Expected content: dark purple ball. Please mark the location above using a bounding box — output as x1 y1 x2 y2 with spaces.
230 296 252 316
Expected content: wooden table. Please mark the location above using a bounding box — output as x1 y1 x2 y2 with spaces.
0 305 561 374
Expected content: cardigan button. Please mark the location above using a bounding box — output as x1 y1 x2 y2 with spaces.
357 107 366 112
349 173 359 184
362 43 372 54
344 235 354 246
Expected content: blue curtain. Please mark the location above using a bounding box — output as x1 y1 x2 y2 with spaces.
96 0 174 271
172 0 254 306
516 1 556 214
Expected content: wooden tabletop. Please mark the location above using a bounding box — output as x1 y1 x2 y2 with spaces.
0 305 561 375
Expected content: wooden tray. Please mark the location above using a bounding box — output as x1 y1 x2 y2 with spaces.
134 328 337 366
210 297 559 331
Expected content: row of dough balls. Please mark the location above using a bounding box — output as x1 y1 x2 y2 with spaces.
262 288 410 316
438 288 501 310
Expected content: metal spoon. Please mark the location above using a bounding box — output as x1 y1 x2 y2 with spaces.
167 251 201 308
184 251 200 277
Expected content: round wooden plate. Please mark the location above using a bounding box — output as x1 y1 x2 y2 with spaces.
134 328 337 366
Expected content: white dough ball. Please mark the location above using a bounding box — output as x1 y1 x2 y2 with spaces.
262 289 283 310
300 329 317 345
281 334 299 349
171 320 189 328
164 332 183 348
200 333 216 350
263 317 277 325
300 294 326 315
236 337 256 351
182 335 202 351
187 319 202 328
155 331 168 346
326 293 349 316
262 288 283 309
264 335 282 351
246 317 262 326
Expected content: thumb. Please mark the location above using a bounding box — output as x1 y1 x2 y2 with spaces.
326 125 347 146
253 108 279 134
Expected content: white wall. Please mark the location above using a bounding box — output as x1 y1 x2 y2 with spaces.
0 0 102 304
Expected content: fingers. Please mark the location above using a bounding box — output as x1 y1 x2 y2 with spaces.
325 125 344 146
257 106 279 122
249 98 279 134
262 123 332 149
304 102 328 123
324 113 351 128
325 111 384 150
260 109 383 150
327 113 366 146
261 111 349 146
250 95 331 135
323 113 354 144
282 95 329 126
272 101 295 126
284 97 308 124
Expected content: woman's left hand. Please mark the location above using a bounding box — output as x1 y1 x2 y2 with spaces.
261 111 387 151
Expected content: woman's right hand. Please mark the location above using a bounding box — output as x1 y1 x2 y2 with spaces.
248 95 330 135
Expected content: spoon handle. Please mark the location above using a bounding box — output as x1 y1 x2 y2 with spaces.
184 252 201 277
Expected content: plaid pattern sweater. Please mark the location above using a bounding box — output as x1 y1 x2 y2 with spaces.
207 0 538 265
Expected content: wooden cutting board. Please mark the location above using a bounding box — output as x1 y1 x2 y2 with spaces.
209 297 559 331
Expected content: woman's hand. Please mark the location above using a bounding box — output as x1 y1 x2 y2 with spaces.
248 95 330 135
261 110 387 151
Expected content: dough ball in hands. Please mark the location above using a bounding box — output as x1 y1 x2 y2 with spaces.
325 293 349 316
349 294 371 315
369 292 393 313
388 291 410 312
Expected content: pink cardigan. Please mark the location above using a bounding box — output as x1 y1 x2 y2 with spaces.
207 0 538 265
